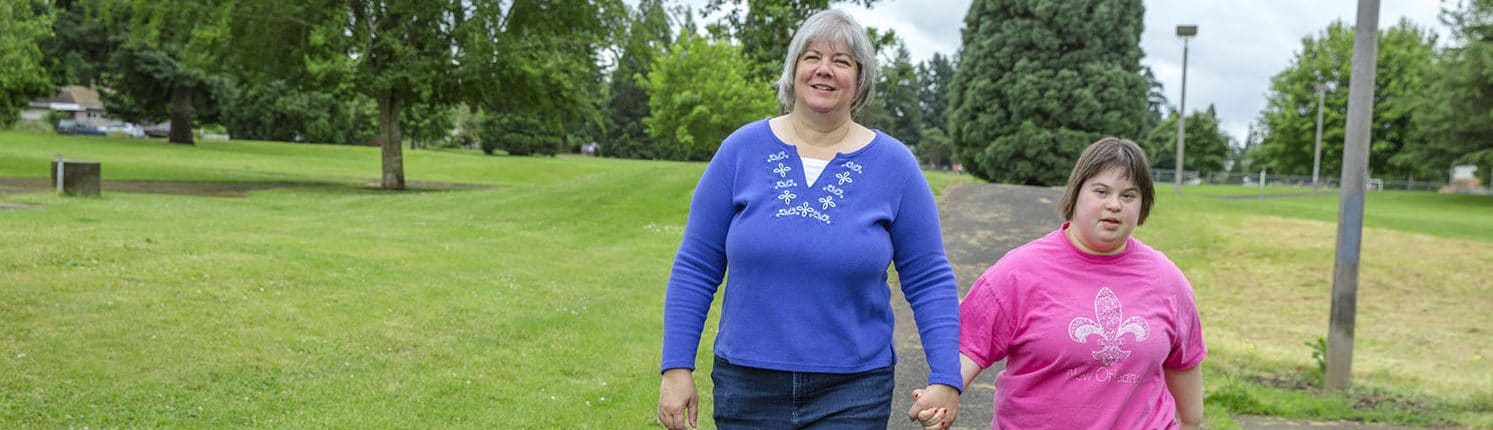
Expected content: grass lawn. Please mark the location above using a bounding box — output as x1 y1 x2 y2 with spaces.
1 132 1488 428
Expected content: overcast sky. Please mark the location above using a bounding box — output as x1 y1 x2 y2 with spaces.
661 0 1450 142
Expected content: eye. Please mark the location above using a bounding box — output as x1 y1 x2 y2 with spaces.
1121 192 1138 201
1093 188 1108 197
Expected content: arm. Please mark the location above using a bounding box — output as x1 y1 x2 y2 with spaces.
1165 366 1204 430
888 168 963 391
658 146 737 428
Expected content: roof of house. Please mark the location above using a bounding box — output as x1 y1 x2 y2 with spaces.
38 86 104 111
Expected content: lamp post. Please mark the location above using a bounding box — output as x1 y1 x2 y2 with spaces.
1313 83 1327 194
1175 24 1197 196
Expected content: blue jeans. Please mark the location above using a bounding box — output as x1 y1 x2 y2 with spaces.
711 356 894 429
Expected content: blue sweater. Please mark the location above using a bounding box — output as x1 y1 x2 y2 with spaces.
661 119 963 390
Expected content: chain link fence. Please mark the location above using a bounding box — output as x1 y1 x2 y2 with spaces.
1149 168 1448 192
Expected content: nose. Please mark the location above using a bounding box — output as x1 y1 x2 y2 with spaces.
1103 196 1122 211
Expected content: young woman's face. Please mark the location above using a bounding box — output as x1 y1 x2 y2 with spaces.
1066 167 1142 255
793 38 859 114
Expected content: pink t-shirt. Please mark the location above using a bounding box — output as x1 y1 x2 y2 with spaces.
960 226 1206 430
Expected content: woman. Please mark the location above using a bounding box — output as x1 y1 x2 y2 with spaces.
919 138 1205 429
657 9 962 430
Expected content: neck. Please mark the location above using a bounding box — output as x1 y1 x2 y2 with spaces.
1064 223 1126 256
790 110 853 148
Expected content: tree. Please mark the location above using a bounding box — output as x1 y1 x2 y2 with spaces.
1253 19 1436 179
644 30 776 161
1 0 54 126
1402 0 1493 184
859 43 921 146
1142 105 1231 175
948 0 1151 185
703 0 879 83
219 79 377 145
603 0 672 159
40 0 112 88
100 0 238 145
918 52 955 134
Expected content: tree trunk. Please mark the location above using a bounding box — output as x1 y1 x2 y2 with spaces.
378 92 405 190
169 83 194 145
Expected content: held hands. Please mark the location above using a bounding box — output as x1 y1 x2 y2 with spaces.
657 369 698 429
907 384 960 430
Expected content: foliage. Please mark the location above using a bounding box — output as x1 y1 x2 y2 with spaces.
401 102 456 150
0 0 54 125
1402 0 1493 184
948 0 1151 185
603 0 673 160
98 0 240 144
40 0 112 87
859 43 922 146
1142 105 1233 174
702 0 879 83
915 126 954 169
1251 20 1437 179
644 32 776 161
220 79 377 145
918 52 955 134
480 112 561 157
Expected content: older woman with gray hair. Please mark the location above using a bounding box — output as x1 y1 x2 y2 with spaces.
658 8 962 430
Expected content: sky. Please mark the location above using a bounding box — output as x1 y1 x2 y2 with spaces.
658 0 1450 142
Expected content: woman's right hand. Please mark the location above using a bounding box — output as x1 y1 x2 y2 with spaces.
657 368 698 429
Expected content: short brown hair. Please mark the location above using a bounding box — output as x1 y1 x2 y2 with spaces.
1058 137 1155 225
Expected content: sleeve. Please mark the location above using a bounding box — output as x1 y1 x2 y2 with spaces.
959 266 1016 369
1163 261 1207 370
889 165 964 391
659 143 738 373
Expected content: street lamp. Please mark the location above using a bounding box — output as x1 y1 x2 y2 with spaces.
1175 24 1197 196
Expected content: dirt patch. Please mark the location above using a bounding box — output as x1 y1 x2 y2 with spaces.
0 177 496 197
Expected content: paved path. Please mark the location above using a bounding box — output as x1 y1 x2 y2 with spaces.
888 182 1414 429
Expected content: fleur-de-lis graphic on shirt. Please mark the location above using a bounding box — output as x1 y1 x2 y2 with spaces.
819 196 836 210
1068 287 1150 367
835 171 854 185
842 161 863 174
777 189 797 205
773 163 792 177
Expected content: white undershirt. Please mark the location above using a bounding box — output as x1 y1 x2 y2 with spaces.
801 157 831 187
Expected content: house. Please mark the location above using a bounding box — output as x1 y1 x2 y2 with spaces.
21 86 109 127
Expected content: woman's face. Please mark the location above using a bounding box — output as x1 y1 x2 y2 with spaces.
793 38 859 115
1066 167 1142 255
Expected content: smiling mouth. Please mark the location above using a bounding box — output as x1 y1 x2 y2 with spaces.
810 84 835 91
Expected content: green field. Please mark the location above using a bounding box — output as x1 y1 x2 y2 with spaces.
2 132 1489 428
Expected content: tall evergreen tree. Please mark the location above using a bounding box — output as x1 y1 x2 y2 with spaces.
1402 0 1493 184
948 0 1151 185
1254 19 1436 179
0 0 53 126
918 52 955 134
604 0 672 159
859 43 921 146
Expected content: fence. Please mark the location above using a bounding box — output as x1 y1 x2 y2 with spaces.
1150 168 1447 192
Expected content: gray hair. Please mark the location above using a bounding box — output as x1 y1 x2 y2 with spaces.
775 9 877 114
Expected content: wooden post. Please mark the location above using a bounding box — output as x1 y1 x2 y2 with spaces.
1327 0 1380 391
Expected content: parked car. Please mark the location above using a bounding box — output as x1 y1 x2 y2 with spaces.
143 121 171 138
56 119 105 136
100 122 147 138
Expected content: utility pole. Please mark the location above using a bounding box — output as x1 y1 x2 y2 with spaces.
1174 25 1197 196
1313 83 1327 195
1327 0 1380 392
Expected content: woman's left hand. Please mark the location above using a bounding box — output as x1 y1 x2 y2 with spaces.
907 384 959 430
